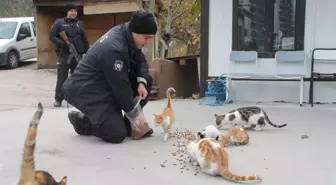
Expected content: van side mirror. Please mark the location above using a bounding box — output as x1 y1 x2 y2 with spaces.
17 33 27 41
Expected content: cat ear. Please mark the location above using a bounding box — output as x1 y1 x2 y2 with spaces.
214 114 218 117
59 176 67 185
216 136 219 141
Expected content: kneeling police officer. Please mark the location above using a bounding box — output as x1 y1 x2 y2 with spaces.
61 11 157 143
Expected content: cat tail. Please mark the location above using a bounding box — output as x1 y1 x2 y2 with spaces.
166 87 176 108
221 169 262 183
19 102 44 183
263 111 287 128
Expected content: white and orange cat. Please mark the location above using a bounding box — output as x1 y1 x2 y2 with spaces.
198 125 250 147
221 128 250 147
187 138 262 183
153 87 176 142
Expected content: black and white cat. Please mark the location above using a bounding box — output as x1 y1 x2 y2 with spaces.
214 106 287 131
197 125 221 141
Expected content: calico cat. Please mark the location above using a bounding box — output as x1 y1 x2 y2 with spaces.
18 102 67 185
221 128 249 147
186 138 262 183
197 125 249 147
215 106 287 131
153 87 176 142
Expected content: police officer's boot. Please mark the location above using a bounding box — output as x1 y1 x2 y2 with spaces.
68 111 92 135
54 101 62 107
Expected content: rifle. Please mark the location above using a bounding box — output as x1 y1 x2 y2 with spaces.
59 31 82 64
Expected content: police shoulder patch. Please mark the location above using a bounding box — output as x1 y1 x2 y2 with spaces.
113 60 124 71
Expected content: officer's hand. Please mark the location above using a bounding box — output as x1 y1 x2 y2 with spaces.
137 83 148 100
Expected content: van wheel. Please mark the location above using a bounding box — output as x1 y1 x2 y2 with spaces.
6 51 19 69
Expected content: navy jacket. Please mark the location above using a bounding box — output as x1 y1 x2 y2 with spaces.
61 22 150 126
49 17 90 55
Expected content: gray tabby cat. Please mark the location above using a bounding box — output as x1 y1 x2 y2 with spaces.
214 106 287 131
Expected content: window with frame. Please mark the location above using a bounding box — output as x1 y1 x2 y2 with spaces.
19 22 32 37
232 0 306 58
30 21 36 36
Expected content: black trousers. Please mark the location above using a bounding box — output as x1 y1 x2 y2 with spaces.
79 75 153 143
55 52 79 102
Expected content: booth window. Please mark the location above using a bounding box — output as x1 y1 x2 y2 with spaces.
232 0 306 58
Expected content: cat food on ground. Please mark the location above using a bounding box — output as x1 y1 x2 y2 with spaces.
167 127 197 174
301 134 309 139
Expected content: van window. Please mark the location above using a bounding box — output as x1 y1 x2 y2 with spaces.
0 21 18 39
30 21 36 36
19 22 32 37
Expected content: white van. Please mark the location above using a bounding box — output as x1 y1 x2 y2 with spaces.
0 17 37 69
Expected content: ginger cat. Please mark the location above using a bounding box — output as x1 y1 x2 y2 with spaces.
221 128 250 147
153 87 176 142
198 125 250 147
18 102 67 185
187 138 262 183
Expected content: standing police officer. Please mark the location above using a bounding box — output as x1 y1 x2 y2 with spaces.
61 11 157 144
50 4 90 107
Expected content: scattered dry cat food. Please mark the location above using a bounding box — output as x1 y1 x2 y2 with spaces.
166 128 198 174
301 135 309 139
161 164 166 168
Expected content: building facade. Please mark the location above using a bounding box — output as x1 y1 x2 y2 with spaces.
200 0 336 104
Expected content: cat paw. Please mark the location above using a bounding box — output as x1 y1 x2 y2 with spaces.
163 134 169 142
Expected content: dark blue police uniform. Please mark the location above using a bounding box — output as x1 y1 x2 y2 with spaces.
50 16 90 106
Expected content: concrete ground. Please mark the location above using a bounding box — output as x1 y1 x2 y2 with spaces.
0 63 335 185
